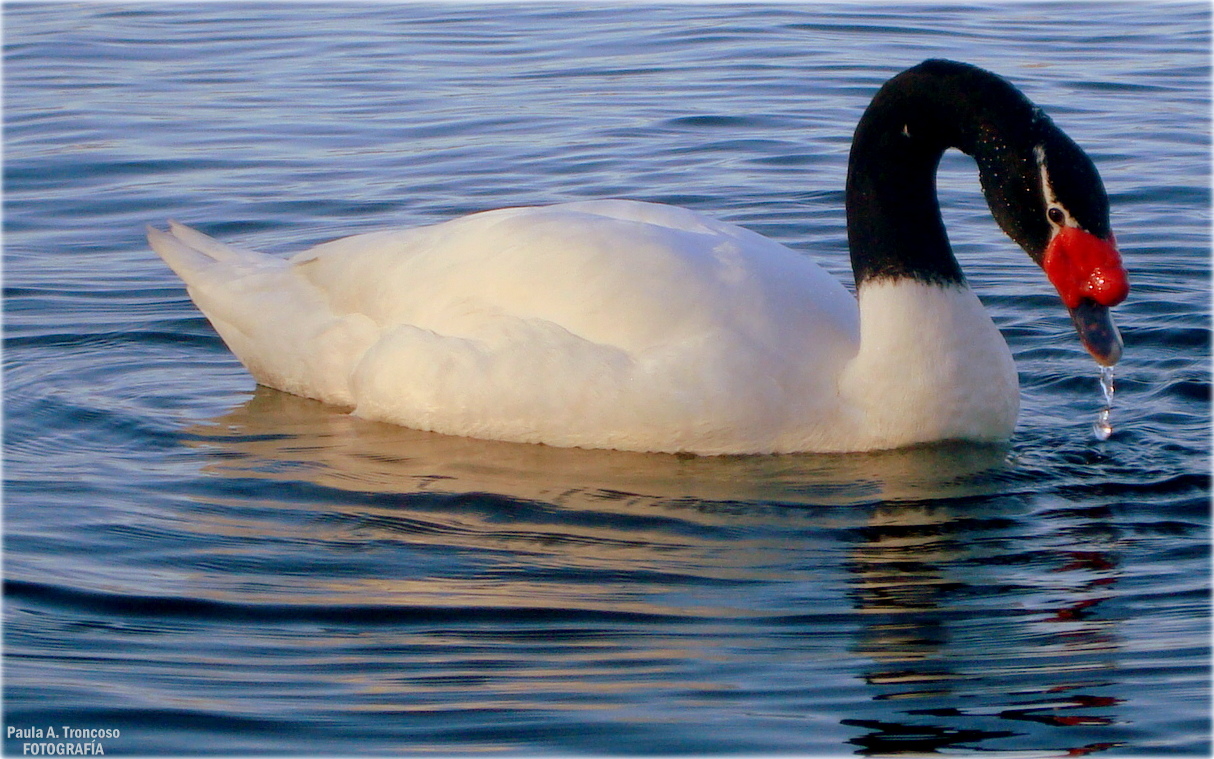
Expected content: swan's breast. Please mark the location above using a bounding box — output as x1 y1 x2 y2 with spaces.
839 279 1019 449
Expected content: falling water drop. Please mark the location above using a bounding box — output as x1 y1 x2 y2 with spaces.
1092 365 1115 441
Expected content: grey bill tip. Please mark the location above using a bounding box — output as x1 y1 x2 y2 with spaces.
1069 299 1123 367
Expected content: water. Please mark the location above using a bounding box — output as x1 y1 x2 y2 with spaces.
4 3 1210 755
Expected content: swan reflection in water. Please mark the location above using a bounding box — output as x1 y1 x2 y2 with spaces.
844 498 1124 755
178 386 1126 754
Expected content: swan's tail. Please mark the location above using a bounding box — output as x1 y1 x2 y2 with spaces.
148 222 371 407
147 221 275 281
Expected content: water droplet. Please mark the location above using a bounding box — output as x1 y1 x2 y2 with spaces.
1091 365 1115 441
1092 408 1113 441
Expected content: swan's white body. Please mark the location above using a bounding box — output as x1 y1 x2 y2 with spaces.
150 199 1018 454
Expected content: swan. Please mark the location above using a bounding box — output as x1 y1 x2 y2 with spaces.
149 59 1128 455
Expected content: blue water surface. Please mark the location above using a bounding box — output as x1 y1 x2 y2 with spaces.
4 3 1210 756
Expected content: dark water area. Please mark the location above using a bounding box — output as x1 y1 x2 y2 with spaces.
4 3 1210 755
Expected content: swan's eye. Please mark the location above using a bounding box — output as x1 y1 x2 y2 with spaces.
1048 207 1066 225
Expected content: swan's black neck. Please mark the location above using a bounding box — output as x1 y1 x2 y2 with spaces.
845 59 1107 289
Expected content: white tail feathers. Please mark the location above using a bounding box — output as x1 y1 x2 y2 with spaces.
146 222 275 281
148 221 368 407
165 220 249 262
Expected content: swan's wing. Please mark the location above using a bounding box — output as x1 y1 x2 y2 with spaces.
289 201 858 353
288 201 860 451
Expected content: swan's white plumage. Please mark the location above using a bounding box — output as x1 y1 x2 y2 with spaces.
839 281 1019 449
149 199 1018 454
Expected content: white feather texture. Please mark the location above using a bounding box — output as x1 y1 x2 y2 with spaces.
149 199 1018 454
839 280 1019 450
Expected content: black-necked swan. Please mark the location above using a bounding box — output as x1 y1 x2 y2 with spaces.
148 59 1129 455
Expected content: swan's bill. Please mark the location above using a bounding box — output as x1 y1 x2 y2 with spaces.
1069 299 1123 367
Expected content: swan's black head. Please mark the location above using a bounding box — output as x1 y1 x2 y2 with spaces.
846 59 1128 365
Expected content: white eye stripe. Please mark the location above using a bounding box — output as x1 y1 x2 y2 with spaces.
1034 144 1077 231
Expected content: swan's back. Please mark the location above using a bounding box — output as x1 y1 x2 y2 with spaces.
151 200 860 454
